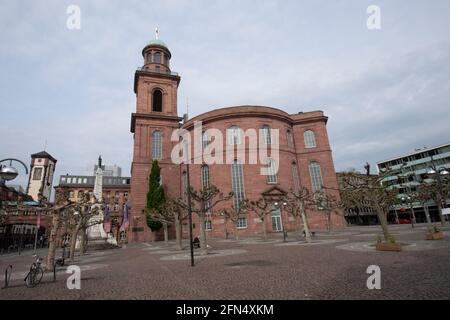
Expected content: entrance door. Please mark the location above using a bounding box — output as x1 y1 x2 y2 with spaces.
271 207 283 232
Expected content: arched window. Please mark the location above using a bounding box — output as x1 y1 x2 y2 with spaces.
261 125 271 145
154 52 161 64
304 130 317 148
287 130 294 149
201 165 210 189
227 125 241 145
309 161 323 192
291 161 300 192
152 130 162 159
231 160 245 208
266 158 277 184
152 89 162 112
146 53 152 64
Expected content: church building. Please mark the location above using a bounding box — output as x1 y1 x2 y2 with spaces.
128 33 343 242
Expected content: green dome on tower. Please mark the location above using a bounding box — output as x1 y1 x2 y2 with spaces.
146 38 167 48
146 27 168 48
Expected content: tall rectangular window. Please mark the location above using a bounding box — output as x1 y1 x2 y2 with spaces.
266 158 278 184
261 125 271 145
292 162 300 192
231 160 245 209
309 161 323 192
152 131 162 159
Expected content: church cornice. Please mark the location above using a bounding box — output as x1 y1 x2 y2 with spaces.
130 113 183 133
134 69 180 94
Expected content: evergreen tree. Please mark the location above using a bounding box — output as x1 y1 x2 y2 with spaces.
146 160 165 231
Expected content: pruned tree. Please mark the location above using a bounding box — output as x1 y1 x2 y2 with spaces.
175 185 233 255
284 187 315 243
340 169 398 243
314 190 340 233
146 197 188 248
249 197 273 240
218 199 251 241
416 179 449 226
67 192 101 260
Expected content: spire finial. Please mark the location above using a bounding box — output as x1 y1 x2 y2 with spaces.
155 26 159 40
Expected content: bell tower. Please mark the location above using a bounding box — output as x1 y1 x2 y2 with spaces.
129 30 183 242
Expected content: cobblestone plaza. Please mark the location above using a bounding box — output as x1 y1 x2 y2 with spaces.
1 224 449 300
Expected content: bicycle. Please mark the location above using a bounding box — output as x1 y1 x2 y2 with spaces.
24 255 44 288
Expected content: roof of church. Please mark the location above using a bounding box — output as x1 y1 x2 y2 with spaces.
146 38 168 48
31 151 57 162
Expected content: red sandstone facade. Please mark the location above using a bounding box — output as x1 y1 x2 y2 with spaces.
129 39 343 242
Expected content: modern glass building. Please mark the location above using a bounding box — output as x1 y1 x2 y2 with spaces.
377 142 450 223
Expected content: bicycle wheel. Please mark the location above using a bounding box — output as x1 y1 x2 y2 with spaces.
25 264 36 288
34 267 44 286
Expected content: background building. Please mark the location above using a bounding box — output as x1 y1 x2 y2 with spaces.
336 172 378 225
377 142 450 223
129 35 343 242
54 157 131 241
93 163 122 177
26 151 57 201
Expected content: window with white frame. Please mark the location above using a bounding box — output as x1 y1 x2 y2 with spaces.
202 131 209 149
309 161 323 192
261 125 271 145
227 125 241 145
231 160 245 209
287 130 294 149
292 162 300 192
201 165 210 189
152 130 162 159
304 130 317 148
236 217 247 229
201 165 211 211
204 220 212 231
266 158 278 184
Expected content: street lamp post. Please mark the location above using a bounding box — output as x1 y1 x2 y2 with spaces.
1 159 29 254
427 155 449 225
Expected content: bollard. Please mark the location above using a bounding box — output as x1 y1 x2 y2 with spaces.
2 265 12 289
283 231 288 242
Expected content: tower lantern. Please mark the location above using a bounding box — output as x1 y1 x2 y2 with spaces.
141 28 172 74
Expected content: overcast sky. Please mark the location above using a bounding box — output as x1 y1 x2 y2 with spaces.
1 0 449 191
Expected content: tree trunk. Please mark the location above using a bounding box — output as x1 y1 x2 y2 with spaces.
235 222 239 240
262 216 267 240
436 195 445 226
424 203 431 224
46 211 60 269
69 221 81 261
80 226 87 254
174 215 183 250
376 209 392 242
199 214 208 255
301 206 312 243
163 222 169 245
325 211 331 233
